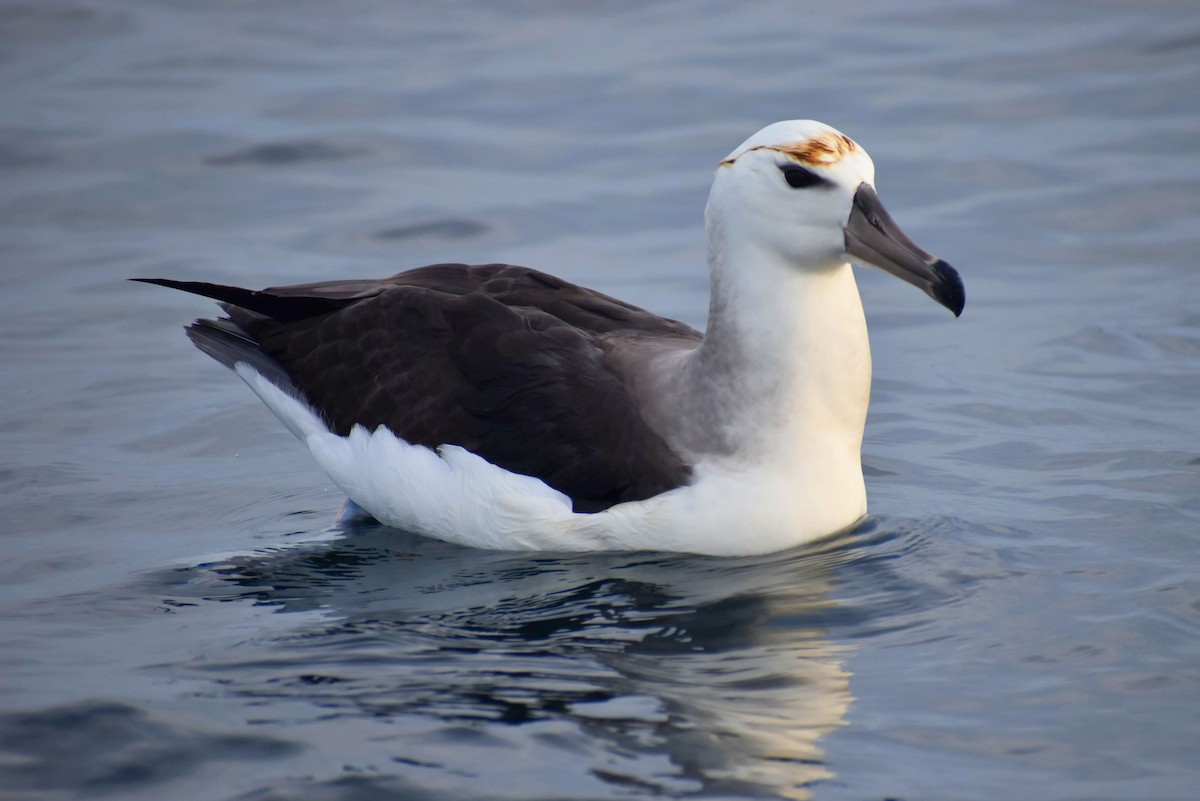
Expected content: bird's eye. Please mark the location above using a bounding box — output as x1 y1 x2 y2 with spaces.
780 165 825 189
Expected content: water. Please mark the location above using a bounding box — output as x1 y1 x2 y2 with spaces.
2 0 1198 798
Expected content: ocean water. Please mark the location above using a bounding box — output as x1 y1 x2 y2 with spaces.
2 1 1198 799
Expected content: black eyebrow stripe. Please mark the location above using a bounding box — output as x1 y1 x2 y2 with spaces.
778 163 834 189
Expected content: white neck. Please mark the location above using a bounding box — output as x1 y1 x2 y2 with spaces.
661 213 873 480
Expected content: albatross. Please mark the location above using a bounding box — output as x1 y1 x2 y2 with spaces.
136 120 964 556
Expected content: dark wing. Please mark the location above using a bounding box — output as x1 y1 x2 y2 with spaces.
135 264 700 512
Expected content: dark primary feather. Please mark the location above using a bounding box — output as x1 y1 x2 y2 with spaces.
136 264 700 512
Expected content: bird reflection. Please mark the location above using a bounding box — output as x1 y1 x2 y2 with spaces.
169 522 860 799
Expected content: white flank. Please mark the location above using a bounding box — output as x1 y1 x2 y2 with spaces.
232 362 865 556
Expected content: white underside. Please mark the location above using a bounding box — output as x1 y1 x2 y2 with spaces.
235 364 866 556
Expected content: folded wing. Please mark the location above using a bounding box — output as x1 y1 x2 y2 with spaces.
137 264 699 512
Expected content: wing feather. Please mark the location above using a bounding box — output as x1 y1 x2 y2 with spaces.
139 264 699 512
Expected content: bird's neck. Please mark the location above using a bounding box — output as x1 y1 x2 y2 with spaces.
675 225 873 467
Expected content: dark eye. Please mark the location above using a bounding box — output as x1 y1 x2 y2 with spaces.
780 165 825 189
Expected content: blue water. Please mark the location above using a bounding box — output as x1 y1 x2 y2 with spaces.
2 1 1198 799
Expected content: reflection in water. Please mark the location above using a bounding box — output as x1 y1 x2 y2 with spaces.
166 523 859 799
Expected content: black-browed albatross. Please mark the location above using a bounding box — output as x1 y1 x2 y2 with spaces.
137 120 964 556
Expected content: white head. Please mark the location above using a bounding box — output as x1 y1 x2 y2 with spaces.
707 120 963 315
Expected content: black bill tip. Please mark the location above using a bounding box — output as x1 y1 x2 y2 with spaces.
929 259 965 317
